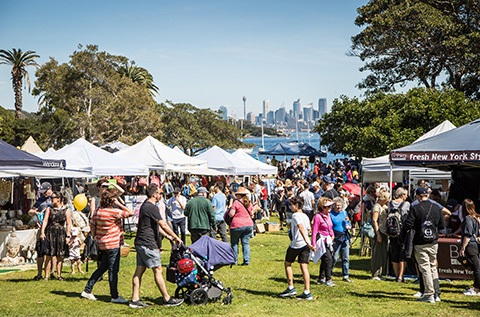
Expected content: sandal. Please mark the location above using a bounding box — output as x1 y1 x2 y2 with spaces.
33 275 42 281
57 276 65 281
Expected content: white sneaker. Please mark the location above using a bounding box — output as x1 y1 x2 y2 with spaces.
111 296 128 304
413 291 424 298
81 291 97 301
418 295 435 303
463 288 479 296
434 294 441 302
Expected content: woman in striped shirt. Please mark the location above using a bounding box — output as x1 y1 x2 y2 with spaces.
81 189 134 303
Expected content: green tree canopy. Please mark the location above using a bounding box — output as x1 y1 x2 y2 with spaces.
314 88 480 158
158 101 244 155
32 44 161 147
351 0 480 99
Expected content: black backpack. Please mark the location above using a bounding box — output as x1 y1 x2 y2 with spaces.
386 201 404 237
420 204 437 242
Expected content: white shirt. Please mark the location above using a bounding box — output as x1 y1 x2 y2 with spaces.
299 190 315 212
290 212 311 249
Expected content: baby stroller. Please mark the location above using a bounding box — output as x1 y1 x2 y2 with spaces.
166 235 235 305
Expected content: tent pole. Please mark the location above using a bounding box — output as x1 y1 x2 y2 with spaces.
389 162 393 198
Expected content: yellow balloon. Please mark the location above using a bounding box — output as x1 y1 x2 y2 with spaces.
73 194 88 211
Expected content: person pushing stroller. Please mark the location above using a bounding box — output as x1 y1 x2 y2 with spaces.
130 184 184 308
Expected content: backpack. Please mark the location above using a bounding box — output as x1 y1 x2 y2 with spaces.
181 184 191 198
420 204 437 242
386 201 404 237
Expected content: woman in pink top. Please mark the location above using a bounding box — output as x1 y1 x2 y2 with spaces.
311 197 335 286
228 187 254 265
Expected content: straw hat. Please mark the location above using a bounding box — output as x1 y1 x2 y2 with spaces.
235 187 250 195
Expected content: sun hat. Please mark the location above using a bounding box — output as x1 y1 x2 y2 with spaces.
235 187 250 195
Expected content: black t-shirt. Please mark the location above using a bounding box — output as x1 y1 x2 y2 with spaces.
134 200 163 250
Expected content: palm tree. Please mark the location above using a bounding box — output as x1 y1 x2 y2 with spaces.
118 62 159 96
0 49 39 118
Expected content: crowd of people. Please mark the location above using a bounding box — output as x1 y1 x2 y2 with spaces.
25 155 480 307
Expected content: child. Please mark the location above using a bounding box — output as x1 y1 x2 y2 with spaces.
279 196 316 300
69 227 84 274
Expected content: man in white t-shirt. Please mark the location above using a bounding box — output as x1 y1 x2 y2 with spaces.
299 184 315 221
279 196 315 300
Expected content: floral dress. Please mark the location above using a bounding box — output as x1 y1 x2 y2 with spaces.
46 206 68 257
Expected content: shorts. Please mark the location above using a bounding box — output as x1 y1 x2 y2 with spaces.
35 231 48 257
285 245 310 264
389 237 405 263
135 245 161 268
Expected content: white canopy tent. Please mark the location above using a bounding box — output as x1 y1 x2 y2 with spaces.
361 120 455 182
196 146 259 175
21 136 44 154
114 136 220 174
231 149 278 175
43 138 149 176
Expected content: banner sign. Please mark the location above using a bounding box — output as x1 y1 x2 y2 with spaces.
437 237 473 280
390 151 480 164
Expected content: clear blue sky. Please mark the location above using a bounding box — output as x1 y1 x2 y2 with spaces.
0 0 367 118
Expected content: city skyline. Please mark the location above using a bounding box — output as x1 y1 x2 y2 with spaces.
1 1 367 118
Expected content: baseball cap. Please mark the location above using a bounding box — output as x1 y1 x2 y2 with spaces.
197 187 208 194
322 176 332 184
415 187 428 195
446 198 458 212
38 182 52 194
312 181 320 187
325 201 334 207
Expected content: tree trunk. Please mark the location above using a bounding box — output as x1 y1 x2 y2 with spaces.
13 75 23 119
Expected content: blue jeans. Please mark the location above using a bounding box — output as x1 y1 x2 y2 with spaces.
230 226 253 264
332 238 350 277
261 200 269 218
172 217 186 244
84 248 120 298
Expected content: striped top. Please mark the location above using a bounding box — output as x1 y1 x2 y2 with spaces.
91 207 128 250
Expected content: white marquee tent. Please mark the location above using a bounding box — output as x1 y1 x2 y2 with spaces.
43 138 149 176
114 136 220 175
231 149 278 175
196 146 259 175
361 120 455 182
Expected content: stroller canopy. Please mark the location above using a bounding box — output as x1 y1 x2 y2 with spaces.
189 236 236 270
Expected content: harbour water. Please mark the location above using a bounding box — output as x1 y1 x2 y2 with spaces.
243 131 346 164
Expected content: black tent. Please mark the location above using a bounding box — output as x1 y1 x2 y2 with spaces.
259 142 326 157
0 140 65 170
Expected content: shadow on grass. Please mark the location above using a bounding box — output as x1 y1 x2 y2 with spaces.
51 290 112 302
349 290 413 300
237 287 283 298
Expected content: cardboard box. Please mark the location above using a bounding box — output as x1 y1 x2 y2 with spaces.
265 222 280 232
255 222 266 233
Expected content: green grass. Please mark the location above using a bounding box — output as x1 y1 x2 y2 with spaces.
1 219 479 317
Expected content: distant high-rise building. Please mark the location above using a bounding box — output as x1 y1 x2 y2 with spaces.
313 109 319 121
303 105 313 123
275 107 286 125
318 98 327 117
266 110 275 125
293 99 301 118
218 106 228 120
263 100 270 118
246 111 255 123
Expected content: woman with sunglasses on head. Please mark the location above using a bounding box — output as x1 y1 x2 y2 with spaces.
312 197 335 286
40 191 72 281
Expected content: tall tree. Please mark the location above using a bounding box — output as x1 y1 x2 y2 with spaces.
118 62 159 96
33 45 161 147
158 101 244 155
314 88 480 158
0 49 39 118
351 0 480 99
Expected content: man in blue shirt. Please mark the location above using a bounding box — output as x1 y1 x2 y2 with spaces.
211 182 228 242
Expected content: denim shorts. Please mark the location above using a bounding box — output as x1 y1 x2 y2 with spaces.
135 245 161 268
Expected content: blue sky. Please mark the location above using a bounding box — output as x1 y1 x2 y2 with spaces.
0 0 367 118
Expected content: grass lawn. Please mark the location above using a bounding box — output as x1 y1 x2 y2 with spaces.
1 220 479 317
